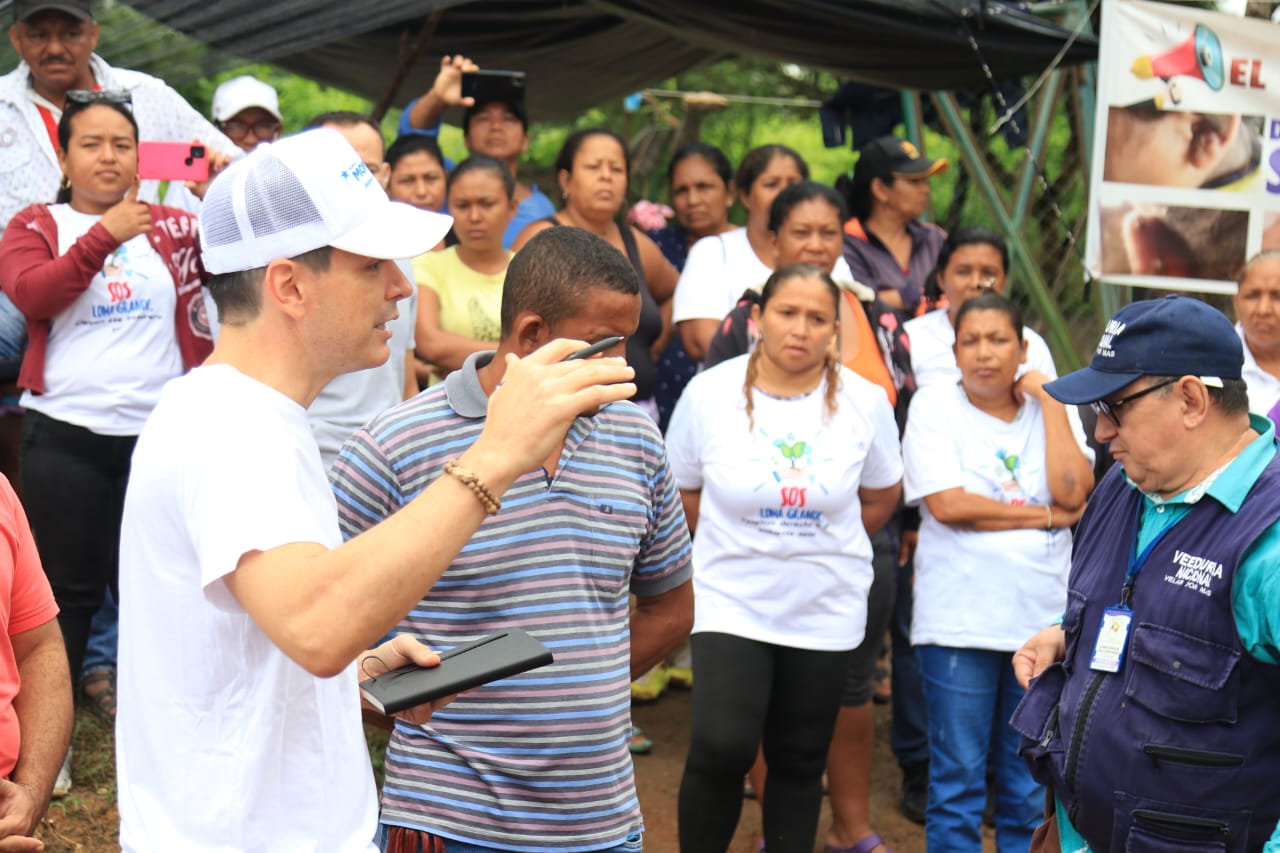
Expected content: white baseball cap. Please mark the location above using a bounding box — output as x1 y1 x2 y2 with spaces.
199 128 454 275
211 75 282 123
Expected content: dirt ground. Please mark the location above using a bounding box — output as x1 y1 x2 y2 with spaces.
632 690 947 853
38 692 999 852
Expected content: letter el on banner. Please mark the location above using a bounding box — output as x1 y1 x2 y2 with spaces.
1087 0 1280 295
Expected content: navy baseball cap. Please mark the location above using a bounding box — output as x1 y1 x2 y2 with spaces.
856 135 948 181
14 0 91 21
1044 295 1242 405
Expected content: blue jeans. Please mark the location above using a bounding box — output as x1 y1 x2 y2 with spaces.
916 645 1041 853
375 825 642 853
81 586 119 677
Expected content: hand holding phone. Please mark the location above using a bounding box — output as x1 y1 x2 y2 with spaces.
460 70 526 106
360 628 553 715
138 141 209 183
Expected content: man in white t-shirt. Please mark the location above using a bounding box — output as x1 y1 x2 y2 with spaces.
115 128 637 852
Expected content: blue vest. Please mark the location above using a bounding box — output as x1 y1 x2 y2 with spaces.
1013 460 1280 852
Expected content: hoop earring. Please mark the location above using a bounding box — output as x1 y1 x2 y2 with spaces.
60 174 70 190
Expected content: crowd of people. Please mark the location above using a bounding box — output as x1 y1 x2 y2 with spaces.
1 2 1279 853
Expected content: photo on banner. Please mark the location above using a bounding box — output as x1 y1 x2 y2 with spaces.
1087 0 1280 295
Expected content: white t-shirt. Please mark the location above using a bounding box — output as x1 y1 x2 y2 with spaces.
672 227 855 325
905 307 1058 390
666 355 902 651
116 365 377 852
20 205 182 435
1238 322 1280 415
902 381 1093 651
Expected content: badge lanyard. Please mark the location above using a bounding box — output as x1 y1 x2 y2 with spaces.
1089 501 1179 674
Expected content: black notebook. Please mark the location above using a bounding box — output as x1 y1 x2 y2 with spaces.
359 628 554 715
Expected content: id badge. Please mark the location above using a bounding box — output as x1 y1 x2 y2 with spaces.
1089 606 1132 673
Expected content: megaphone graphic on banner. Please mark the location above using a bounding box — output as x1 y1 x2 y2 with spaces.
1131 24 1225 106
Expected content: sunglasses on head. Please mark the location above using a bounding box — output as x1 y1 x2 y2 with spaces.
65 89 132 109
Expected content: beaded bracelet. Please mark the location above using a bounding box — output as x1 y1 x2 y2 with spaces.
444 459 501 515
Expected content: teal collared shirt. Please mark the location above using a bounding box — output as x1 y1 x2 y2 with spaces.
1058 414 1280 852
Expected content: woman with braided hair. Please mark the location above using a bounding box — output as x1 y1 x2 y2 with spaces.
667 264 903 853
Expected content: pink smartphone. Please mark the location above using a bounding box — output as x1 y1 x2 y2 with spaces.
137 141 209 182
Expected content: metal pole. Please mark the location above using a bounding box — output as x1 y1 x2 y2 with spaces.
931 91 1081 370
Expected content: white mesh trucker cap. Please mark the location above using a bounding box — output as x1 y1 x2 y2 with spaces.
199 128 453 275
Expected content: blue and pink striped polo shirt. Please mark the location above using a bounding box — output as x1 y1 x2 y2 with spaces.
330 351 692 852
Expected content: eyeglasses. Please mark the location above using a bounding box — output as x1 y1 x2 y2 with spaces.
17 24 93 48
220 119 282 139
65 89 132 108
1090 377 1178 428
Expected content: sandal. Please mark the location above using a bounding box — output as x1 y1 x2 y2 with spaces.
826 832 895 853
628 725 652 755
80 667 116 724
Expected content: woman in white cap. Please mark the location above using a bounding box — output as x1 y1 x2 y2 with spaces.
211 74 283 153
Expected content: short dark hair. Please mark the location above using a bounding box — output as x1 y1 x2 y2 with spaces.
386 134 445 172
735 144 808 196
1147 374 1250 416
767 181 847 233
56 100 138 204
926 227 1010 303
463 99 528 134
554 128 630 178
499 227 639 338
304 111 380 135
448 155 514 200
953 291 1024 344
206 246 332 325
667 142 732 189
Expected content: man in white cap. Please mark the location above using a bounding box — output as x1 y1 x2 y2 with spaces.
211 74 282 153
113 128 636 851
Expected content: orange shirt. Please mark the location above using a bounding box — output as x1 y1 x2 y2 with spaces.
841 292 897 407
0 474 58 778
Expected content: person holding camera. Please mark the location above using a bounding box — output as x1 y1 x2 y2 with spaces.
400 55 554 246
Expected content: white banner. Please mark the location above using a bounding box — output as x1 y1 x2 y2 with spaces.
1087 0 1280 295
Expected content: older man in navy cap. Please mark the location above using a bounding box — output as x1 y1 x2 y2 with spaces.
1011 295 1280 852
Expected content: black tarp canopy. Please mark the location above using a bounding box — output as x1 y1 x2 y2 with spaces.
111 0 1097 120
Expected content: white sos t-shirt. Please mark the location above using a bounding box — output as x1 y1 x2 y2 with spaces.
903 381 1093 651
21 205 182 434
667 355 902 651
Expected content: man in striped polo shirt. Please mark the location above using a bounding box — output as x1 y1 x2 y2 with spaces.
331 226 694 852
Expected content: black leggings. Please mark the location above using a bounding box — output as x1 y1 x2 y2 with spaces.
20 410 134 681
678 632 854 853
